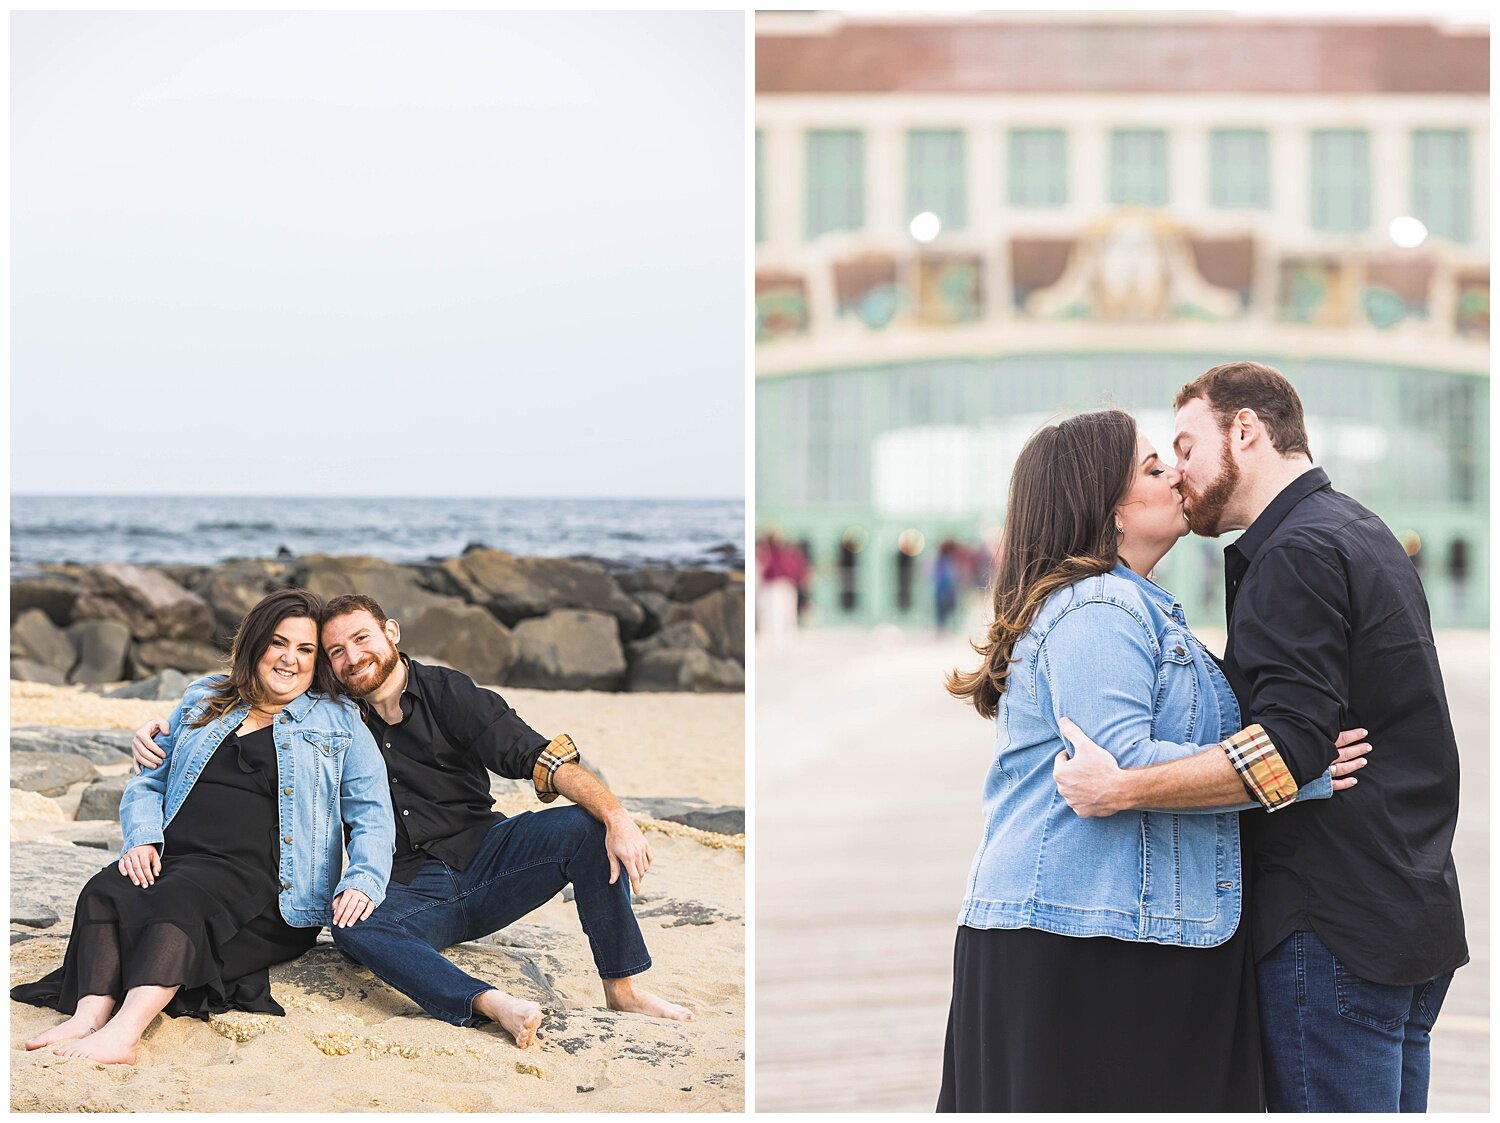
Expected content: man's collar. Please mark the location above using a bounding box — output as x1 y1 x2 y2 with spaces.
1229 466 1330 563
396 653 422 700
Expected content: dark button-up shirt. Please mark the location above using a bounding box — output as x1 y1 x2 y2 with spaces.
1222 467 1466 985
362 657 578 883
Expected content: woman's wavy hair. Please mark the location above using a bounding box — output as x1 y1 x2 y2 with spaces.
947 409 1138 719
189 587 342 726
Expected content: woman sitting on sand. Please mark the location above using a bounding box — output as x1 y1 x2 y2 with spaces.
937 410 1368 1111
12 588 393 1065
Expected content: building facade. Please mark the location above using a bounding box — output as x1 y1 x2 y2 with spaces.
755 14 1489 628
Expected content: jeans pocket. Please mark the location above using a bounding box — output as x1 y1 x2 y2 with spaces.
1414 973 1454 1024
1334 960 1412 1031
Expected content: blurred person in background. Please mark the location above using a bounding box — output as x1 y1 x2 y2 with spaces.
756 531 806 650
940 409 1367 1111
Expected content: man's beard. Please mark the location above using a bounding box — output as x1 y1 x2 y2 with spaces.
341 643 401 697
1181 434 1240 537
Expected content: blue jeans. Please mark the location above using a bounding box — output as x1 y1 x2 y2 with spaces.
1257 930 1453 1112
332 807 651 1026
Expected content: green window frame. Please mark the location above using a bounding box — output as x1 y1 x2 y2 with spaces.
805 129 865 241
906 128 967 231
1310 129 1371 233
1007 128 1067 207
1108 128 1169 206
1210 128 1270 208
1412 129 1471 244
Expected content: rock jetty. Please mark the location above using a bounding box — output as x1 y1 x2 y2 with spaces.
11 550 745 693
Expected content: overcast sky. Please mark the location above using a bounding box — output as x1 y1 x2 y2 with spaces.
11 12 745 498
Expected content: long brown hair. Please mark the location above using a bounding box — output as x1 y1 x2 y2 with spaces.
947 409 1137 719
190 587 342 727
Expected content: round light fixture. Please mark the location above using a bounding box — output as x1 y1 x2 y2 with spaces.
909 211 941 244
1388 216 1428 249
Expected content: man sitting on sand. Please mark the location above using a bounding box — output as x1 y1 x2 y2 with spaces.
134 592 692 1047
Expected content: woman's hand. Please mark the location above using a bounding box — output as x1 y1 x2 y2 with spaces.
118 844 161 887
1330 727 1371 791
331 889 376 928
131 718 171 774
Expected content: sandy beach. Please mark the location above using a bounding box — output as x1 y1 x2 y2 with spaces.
10 681 745 1113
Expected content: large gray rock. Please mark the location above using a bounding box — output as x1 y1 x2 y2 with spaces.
509 610 627 691
106 669 192 701
11 609 77 674
73 563 215 642
10 727 135 766
631 591 693 637
295 555 451 629
76 775 132 821
10 659 68 685
622 796 745 836
10 569 85 627
66 618 132 684
130 638 225 677
10 752 98 796
400 601 518 685
672 569 731 601
629 620 712 656
189 559 294 645
11 842 113 928
615 568 680 598
451 550 645 636
626 647 744 693
688 586 745 664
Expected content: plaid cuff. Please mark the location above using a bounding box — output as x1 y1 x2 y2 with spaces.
531 734 580 804
1221 724 1298 811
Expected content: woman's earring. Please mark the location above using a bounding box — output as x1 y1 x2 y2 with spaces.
1115 520 1125 537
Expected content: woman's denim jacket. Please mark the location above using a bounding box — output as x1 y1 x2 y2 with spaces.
118 675 395 928
958 564 1332 947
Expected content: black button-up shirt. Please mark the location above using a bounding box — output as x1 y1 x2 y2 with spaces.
1223 468 1467 985
362 657 550 883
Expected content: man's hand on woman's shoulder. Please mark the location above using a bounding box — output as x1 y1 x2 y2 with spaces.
131 718 171 774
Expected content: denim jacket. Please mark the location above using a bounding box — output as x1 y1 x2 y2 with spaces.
118 675 395 927
958 564 1332 947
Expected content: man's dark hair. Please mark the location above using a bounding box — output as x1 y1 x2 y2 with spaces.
321 593 390 628
1174 360 1312 459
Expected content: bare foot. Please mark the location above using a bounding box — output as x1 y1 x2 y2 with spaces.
25 1001 114 1050
602 978 695 1022
474 988 544 1049
52 1020 139 1065
24 1013 105 1049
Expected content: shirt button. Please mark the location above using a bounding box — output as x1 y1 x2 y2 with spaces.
281 881 291 890
284 835 293 843
284 787 293 795
392 777 399 784
402 809 409 816
385 743 391 749
1175 646 1186 656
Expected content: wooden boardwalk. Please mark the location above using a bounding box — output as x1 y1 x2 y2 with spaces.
753 627 1489 1112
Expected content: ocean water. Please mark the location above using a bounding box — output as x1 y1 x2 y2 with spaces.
11 495 744 571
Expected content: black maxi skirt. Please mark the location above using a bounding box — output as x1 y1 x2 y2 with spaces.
936 923 1264 1112
11 726 318 1021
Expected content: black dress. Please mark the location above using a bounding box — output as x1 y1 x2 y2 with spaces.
11 725 319 1020
936 922 1265 1112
